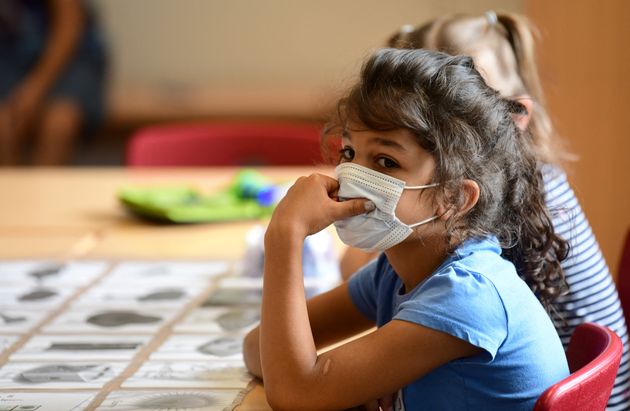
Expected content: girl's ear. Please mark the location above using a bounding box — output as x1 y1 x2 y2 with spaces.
512 96 534 130
436 179 480 220
458 179 480 215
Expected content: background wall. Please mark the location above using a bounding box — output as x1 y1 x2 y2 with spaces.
92 0 521 123
526 0 630 278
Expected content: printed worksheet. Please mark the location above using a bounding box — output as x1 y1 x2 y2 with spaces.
0 285 74 309
43 306 175 334
0 261 108 287
122 360 251 389
151 334 244 362
73 284 203 308
101 261 230 286
0 335 19 355
0 308 48 334
207 276 328 307
174 307 259 334
11 334 151 361
0 361 125 389
0 392 95 411
95 390 242 411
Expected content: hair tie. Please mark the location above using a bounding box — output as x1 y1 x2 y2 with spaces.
399 24 414 35
484 10 498 27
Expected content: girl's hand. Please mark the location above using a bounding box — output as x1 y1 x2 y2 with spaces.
268 173 373 239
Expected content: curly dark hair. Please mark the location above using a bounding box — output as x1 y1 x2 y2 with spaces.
326 48 569 314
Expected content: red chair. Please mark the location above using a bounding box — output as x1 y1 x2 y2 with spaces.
126 121 330 167
617 229 630 323
534 322 623 411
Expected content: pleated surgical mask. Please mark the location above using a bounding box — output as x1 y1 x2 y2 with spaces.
333 162 439 252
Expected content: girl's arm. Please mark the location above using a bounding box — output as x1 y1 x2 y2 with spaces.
258 174 480 411
243 282 375 379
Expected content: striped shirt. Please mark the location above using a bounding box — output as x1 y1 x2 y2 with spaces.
544 166 629 410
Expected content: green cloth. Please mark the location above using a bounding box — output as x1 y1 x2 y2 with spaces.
118 170 277 223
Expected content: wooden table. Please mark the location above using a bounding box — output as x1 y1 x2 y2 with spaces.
0 166 336 410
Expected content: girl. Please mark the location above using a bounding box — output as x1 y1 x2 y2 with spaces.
340 12 629 409
243 48 569 410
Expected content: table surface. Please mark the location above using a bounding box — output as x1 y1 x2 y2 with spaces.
0 166 336 411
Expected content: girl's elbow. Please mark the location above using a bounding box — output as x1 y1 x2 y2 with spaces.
265 385 295 411
265 383 333 411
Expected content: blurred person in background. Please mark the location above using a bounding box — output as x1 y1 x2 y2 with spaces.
0 0 107 166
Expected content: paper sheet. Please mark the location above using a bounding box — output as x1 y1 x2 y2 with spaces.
95 390 242 411
0 392 95 411
122 361 250 389
11 335 151 361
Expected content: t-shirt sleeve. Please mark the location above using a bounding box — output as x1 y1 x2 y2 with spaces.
394 265 508 360
347 258 381 322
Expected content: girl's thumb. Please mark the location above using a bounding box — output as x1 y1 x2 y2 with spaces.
334 199 375 220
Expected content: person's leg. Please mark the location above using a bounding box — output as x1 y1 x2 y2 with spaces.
0 105 21 165
31 100 82 166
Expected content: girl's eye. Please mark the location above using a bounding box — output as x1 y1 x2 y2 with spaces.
339 147 354 162
377 157 399 168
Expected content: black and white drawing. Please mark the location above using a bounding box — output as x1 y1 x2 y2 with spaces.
122 361 251 389
43 307 174 334
175 307 259 334
73 285 201 308
101 261 230 287
0 285 74 309
0 261 108 288
11 335 151 361
0 309 47 334
0 361 125 389
151 334 244 362
95 390 241 411
0 392 95 411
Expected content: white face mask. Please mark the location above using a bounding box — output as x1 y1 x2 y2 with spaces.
333 162 439 252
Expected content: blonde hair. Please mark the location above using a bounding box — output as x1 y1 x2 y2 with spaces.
388 12 572 166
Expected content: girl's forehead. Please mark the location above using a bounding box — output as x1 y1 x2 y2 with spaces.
343 128 417 146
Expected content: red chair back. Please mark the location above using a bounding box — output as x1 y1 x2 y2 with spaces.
534 322 622 411
126 121 328 167
617 229 630 323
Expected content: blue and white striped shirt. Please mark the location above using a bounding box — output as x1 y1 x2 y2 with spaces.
544 166 629 410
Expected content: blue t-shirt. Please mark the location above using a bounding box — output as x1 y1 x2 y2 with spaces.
348 236 569 410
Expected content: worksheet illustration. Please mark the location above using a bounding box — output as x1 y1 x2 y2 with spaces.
101 261 230 287
0 261 108 287
174 307 259 334
0 392 95 411
73 284 203 308
0 309 47 334
95 390 242 411
0 361 125 389
122 361 251 389
0 285 74 309
205 276 326 307
11 335 151 361
43 306 175 334
151 334 244 362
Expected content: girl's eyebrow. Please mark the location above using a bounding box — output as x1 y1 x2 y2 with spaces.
370 136 406 152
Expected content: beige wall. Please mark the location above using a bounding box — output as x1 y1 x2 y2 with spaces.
526 0 630 278
92 0 522 121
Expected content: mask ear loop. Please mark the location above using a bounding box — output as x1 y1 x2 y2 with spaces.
403 183 441 228
404 182 440 190
408 215 439 228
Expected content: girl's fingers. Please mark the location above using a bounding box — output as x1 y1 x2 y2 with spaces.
331 198 375 221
